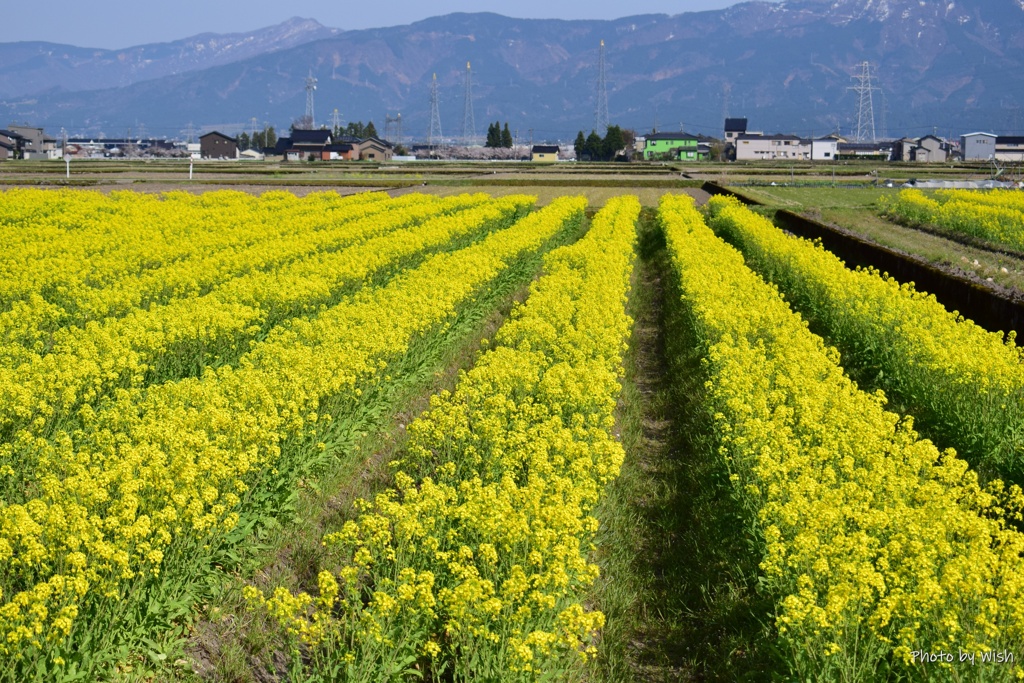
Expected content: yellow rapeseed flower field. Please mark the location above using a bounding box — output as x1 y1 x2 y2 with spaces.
706 195 1024 482
5 185 1024 682
249 195 639 681
662 194 1024 682
883 188 1024 251
1 189 597 679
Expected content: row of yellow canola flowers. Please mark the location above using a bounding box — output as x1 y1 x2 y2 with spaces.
706 195 1024 483
0 190 408 366
937 188 1024 212
0 193 520 452
247 195 639 682
0 189 385 313
0 195 586 681
661 194 1024 682
882 188 1024 251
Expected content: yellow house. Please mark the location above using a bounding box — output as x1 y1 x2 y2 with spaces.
531 144 559 162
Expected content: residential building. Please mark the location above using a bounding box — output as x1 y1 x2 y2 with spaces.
0 139 13 161
7 125 58 159
961 132 998 160
531 144 559 162
995 136 1024 162
320 144 355 161
643 132 706 161
896 135 947 162
291 129 332 159
837 141 895 160
811 137 840 161
199 131 238 159
356 137 393 161
724 118 748 143
735 134 809 160
0 129 25 159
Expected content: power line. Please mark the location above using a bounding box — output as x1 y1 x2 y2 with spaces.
848 61 879 142
595 40 609 134
304 69 318 128
461 61 476 146
385 113 403 146
428 73 443 151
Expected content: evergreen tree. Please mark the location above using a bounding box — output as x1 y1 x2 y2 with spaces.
266 126 277 149
486 122 498 147
574 131 586 160
252 130 265 150
365 121 378 138
237 132 250 152
585 131 603 161
602 125 625 161
501 123 513 148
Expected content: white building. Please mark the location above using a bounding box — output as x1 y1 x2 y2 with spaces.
811 137 839 161
735 134 810 161
961 132 997 161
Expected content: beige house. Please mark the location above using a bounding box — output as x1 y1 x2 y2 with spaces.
531 145 559 162
356 137 393 161
898 135 946 162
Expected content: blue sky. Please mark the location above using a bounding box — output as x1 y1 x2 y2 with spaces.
10 1 749 48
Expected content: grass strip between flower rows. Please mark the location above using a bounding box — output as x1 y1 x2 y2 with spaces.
662 194 1024 682
248 196 640 682
0 196 587 680
707 194 1024 484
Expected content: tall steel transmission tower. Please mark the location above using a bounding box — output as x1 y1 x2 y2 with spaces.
384 113 403 145
848 61 879 142
461 62 476 146
304 69 318 128
595 40 609 134
331 108 342 133
428 73 443 150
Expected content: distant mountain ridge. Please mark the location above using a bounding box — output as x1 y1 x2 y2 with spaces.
2 1 1023 140
0 18 337 98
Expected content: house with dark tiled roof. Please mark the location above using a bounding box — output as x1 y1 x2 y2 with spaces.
199 131 238 159
531 144 559 162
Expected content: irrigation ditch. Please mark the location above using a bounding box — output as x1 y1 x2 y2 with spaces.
700 181 1024 338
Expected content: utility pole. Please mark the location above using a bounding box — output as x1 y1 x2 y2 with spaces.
848 61 879 142
428 73 442 152
250 117 258 139
461 62 476 146
595 40 609 134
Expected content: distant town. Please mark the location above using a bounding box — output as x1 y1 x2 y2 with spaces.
2 118 1023 165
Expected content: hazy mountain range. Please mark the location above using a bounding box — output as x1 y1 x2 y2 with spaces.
2 0 1023 141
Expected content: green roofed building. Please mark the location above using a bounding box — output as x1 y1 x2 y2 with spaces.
643 132 707 161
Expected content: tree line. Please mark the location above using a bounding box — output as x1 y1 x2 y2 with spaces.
573 125 632 161
485 122 514 148
237 127 277 152
333 121 378 140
